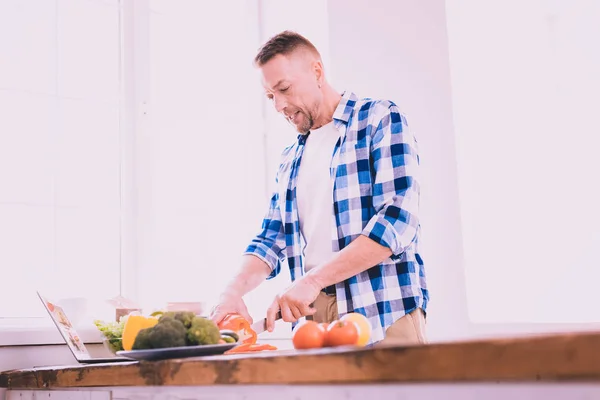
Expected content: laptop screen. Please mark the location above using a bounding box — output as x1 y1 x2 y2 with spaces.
37 291 92 361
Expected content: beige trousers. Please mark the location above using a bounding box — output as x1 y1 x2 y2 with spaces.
312 292 427 346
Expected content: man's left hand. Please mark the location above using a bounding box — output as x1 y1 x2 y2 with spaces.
266 275 321 331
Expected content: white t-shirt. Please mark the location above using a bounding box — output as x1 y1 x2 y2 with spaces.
296 121 340 271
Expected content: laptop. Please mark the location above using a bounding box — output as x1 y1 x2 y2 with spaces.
37 291 132 364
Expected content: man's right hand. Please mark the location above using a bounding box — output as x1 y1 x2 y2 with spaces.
209 293 253 325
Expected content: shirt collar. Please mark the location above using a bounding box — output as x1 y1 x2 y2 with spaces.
332 90 358 124
297 90 357 144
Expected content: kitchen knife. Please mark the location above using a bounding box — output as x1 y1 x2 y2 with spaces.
251 310 282 334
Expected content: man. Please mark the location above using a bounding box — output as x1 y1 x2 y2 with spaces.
210 31 428 345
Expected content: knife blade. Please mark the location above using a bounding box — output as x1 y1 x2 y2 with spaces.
251 310 282 334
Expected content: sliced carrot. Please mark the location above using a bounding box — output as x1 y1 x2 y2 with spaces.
224 343 278 354
226 343 252 352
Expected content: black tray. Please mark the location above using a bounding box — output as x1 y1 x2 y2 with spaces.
116 342 238 361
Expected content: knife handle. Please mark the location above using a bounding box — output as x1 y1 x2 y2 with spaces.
305 303 315 321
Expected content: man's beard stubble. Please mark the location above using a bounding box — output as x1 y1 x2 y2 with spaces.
295 110 314 134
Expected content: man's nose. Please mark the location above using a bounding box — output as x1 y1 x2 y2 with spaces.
273 95 286 113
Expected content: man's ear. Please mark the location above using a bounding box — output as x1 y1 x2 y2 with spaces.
313 60 324 87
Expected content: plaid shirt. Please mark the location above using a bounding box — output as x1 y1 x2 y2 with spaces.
245 91 428 344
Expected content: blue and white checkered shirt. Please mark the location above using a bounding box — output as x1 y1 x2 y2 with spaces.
245 91 428 344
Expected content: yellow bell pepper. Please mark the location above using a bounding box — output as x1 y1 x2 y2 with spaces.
122 315 159 351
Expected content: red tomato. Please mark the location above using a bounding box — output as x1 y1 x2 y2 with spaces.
292 321 326 349
318 322 330 331
325 320 359 347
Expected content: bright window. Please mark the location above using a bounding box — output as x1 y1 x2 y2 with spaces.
0 0 122 320
0 0 331 340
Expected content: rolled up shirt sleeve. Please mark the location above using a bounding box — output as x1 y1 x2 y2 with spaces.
361 104 421 257
243 179 287 280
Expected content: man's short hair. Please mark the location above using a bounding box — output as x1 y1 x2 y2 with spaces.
254 30 321 67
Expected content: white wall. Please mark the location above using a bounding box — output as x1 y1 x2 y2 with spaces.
125 0 336 340
326 0 469 341
257 0 333 186
327 0 600 341
138 0 474 340
200 0 472 343
241 0 333 338
131 0 331 339
133 0 268 313
445 0 600 330
118 0 471 344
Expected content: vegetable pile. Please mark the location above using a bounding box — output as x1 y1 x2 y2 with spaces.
95 310 274 356
95 311 371 355
122 311 237 351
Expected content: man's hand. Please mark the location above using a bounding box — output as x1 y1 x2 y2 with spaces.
209 293 253 325
265 275 321 331
209 255 273 325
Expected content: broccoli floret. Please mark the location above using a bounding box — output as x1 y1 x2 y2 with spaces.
132 327 154 350
130 316 220 350
160 311 196 329
158 311 176 321
144 317 187 349
186 317 220 345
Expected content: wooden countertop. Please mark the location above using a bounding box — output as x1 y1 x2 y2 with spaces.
3 331 600 389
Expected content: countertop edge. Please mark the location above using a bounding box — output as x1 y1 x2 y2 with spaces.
3 331 600 388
